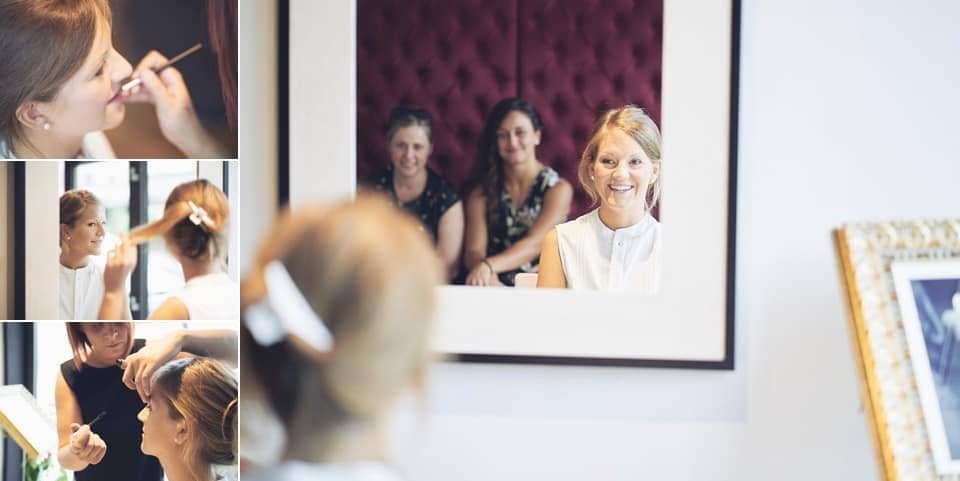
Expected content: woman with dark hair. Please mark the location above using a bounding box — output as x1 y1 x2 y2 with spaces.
463 98 573 286
363 106 463 280
100 179 237 320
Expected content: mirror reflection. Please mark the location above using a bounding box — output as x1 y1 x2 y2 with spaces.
356 0 664 290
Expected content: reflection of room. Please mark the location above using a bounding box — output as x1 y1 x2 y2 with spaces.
235 1 960 480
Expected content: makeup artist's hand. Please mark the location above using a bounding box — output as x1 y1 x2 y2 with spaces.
103 238 137 293
126 51 226 158
121 332 183 402
69 423 107 465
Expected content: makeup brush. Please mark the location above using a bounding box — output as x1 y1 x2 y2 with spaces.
112 43 203 101
87 411 107 428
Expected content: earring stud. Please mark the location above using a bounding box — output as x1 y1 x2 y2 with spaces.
42 122 50 131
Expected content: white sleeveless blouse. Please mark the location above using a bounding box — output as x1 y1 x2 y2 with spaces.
555 209 661 293
170 272 239 320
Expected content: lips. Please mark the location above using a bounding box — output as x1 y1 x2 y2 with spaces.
108 89 125 104
609 185 634 192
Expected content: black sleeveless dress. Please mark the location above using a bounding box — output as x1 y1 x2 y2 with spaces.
60 338 163 481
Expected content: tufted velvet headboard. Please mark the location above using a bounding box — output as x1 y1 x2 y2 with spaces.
357 0 662 218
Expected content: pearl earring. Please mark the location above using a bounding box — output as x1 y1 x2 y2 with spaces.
42 122 51 131
66 235 71 240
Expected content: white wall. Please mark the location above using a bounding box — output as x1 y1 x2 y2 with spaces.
240 0 960 479
238 0 277 275
25 163 61 320
389 0 958 479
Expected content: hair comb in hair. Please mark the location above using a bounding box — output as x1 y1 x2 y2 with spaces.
187 201 214 229
244 260 333 352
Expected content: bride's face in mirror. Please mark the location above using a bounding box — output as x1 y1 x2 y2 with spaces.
591 128 659 214
32 17 132 140
62 204 107 258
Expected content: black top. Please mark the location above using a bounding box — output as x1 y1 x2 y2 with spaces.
60 339 163 481
364 165 460 242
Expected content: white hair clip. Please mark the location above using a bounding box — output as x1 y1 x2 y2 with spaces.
244 260 334 353
187 201 213 228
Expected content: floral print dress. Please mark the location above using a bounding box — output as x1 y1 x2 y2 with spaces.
487 166 560 286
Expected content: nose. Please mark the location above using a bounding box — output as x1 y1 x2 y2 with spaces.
613 162 629 178
405 146 415 159
111 49 134 85
137 407 148 423
96 223 105 237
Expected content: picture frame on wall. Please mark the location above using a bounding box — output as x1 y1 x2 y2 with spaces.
891 261 960 474
836 220 960 480
278 0 740 369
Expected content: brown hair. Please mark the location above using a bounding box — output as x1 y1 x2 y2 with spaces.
206 0 237 131
241 194 442 451
65 322 134 371
151 357 238 480
578 105 662 209
127 179 228 262
385 106 433 144
60 189 101 227
0 0 112 148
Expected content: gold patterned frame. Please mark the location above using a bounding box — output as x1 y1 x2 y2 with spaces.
836 220 960 481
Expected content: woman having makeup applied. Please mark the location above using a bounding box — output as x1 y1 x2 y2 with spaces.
0 0 236 158
239 195 442 480
100 179 238 320
60 190 131 320
362 106 464 280
0 0 130 158
138 357 238 481
463 97 573 286
537 106 662 292
56 323 237 481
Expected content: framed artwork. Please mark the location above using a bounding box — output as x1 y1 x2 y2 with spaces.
277 0 739 368
836 220 960 480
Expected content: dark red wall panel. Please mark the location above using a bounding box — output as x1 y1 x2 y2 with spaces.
357 0 662 217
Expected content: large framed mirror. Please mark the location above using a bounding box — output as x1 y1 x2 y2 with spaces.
278 0 739 368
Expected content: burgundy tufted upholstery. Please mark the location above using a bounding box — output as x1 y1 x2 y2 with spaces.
357 0 662 218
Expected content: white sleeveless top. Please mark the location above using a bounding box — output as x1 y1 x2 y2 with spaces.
555 209 661 293
59 257 106 320
170 272 239 320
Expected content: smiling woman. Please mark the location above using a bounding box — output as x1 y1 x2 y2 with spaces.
59 190 130 321
0 0 130 159
538 105 663 292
